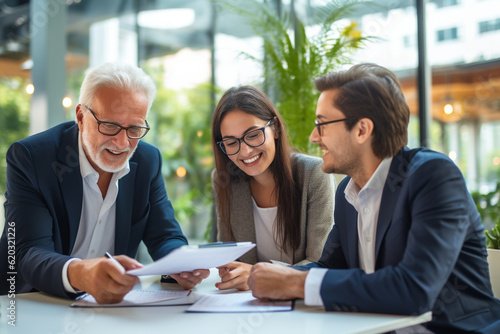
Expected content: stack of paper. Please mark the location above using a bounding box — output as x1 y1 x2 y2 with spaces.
186 292 293 313
70 289 197 307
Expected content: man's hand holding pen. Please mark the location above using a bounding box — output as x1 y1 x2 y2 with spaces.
68 254 143 304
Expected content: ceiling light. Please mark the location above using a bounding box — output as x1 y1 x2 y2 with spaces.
62 97 72 108
176 166 187 178
26 84 34 95
444 103 453 114
138 9 195 30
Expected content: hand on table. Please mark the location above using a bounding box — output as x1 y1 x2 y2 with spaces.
170 269 210 290
216 261 252 291
248 262 307 300
68 255 142 304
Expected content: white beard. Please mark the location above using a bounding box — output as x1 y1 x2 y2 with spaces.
81 130 137 173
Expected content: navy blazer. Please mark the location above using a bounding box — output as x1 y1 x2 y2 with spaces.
0 122 187 298
300 147 500 333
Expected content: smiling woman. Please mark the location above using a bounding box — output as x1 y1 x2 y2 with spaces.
210 85 336 291
219 111 277 179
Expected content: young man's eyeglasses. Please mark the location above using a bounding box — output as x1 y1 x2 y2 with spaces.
83 105 150 139
217 119 275 156
314 118 357 136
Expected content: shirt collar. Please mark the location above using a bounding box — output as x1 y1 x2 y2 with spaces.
345 156 393 205
363 157 393 192
78 133 130 180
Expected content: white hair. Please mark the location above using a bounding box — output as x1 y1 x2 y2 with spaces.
78 62 157 112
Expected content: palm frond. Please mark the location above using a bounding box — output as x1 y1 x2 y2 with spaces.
216 0 372 152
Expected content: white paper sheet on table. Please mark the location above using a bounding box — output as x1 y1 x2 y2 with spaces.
127 243 256 276
70 289 197 307
186 292 293 313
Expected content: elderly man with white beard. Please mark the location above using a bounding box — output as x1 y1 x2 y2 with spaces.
0 62 209 303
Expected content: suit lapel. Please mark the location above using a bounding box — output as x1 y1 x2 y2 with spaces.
114 161 137 255
374 150 409 261
55 124 83 252
337 177 359 268
345 202 360 268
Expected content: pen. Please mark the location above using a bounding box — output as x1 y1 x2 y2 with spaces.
105 251 124 269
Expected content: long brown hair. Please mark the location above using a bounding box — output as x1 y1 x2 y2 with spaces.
211 86 301 253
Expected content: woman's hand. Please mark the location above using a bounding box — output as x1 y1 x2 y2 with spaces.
170 269 210 290
216 261 253 291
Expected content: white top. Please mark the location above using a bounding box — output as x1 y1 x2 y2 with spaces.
61 134 130 293
345 157 392 274
252 197 290 264
304 157 392 306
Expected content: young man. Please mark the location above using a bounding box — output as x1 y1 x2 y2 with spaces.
0 63 209 303
248 63 500 333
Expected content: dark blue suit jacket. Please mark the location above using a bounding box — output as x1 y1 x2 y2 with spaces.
0 122 187 298
300 147 500 333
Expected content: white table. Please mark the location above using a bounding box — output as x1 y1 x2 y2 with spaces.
0 270 431 334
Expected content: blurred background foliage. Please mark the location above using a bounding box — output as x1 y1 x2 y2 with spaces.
143 64 216 240
218 0 371 153
471 182 500 248
0 79 30 195
0 0 371 241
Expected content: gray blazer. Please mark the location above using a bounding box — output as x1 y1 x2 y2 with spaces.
214 153 335 265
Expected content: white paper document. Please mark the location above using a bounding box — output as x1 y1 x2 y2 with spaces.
70 289 197 307
127 243 256 276
186 292 293 313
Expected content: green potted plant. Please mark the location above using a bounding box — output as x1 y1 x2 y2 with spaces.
472 183 500 297
217 0 371 153
485 222 500 298
485 224 500 298
485 223 500 250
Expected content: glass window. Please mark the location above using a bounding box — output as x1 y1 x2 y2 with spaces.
434 0 460 8
479 18 500 34
348 0 500 194
437 27 458 42
403 35 415 48
1 0 500 234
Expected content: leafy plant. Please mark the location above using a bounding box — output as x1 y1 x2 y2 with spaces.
217 0 372 153
0 78 30 195
143 64 216 241
472 182 500 249
485 223 500 249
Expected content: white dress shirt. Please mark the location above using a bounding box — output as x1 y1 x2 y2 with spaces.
62 134 130 293
252 197 291 264
304 157 393 306
345 157 392 274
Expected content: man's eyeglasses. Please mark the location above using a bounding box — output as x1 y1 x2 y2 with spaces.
217 119 275 156
314 118 357 136
83 105 150 139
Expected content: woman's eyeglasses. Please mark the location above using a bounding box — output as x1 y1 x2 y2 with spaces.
217 119 275 155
